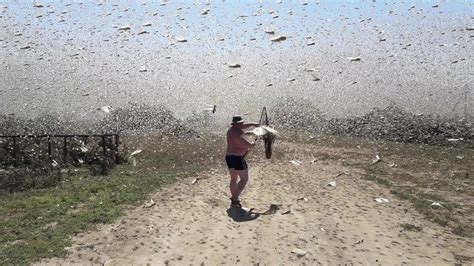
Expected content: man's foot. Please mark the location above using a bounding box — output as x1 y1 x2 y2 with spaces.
230 198 242 208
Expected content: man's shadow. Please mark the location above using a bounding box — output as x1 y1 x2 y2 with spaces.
226 204 281 222
226 206 260 222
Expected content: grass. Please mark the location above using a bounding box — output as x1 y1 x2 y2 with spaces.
363 174 392 187
362 173 462 231
291 134 472 239
453 253 473 263
400 223 423 232
0 153 200 265
324 135 474 239
387 188 468 236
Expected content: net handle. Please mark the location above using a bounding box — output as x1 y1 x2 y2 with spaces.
259 107 269 126
243 107 268 158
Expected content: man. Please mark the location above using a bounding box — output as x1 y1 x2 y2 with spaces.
225 115 259 208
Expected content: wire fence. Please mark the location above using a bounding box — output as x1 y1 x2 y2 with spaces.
0 134 120 167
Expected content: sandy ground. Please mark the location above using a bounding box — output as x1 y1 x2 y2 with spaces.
39 141 472 265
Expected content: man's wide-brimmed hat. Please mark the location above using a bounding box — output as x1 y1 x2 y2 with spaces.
231 115 245 124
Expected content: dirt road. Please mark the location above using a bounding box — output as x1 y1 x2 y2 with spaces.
40 141 472 265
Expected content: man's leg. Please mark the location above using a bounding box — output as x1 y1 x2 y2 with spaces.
235 169 249 198
229 168 239 201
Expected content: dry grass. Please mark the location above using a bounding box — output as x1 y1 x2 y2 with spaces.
302 134 473 238
400 223 423 232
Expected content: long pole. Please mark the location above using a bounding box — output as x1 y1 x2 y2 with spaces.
63 137 68 160
114 134 120 164
47 136 52 161
102 135 107 156
12 136 17 167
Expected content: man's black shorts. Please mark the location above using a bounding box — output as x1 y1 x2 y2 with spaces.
225 155 248 170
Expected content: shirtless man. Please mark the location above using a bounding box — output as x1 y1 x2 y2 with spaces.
225 115 259 208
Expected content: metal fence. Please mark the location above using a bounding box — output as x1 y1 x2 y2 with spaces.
0 134 120 167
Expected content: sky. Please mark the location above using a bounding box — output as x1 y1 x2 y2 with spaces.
0 0 472 123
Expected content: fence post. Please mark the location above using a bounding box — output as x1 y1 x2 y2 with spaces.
12 136 17 167
63 136 68 160
47 136 52 160
114 134 120 164
102 135 106 156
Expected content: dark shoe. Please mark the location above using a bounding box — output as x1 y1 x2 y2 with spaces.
230 198 242 208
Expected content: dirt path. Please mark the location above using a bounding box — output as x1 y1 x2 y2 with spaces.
40 142 472 265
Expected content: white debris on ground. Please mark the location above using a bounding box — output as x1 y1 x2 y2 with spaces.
129 150 142 167
296 197 308 202
191 177 202 185
375 197 390 203
98 106 112 113
290 160 303 166
372 155 382 164
130 150 142 157
291 248 307 257
447 138 464 142
143 199 155 208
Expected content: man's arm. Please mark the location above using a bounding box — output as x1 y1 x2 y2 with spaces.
242 122 259 129
236 135 256 149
